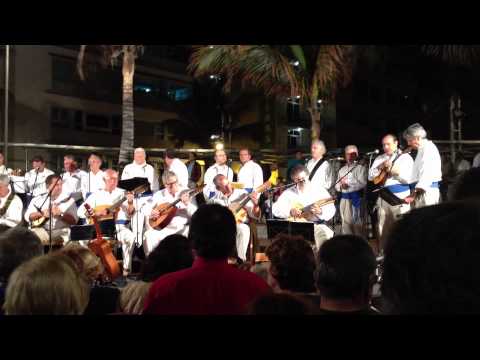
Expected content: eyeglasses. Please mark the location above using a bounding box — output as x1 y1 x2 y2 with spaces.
165 181 177 186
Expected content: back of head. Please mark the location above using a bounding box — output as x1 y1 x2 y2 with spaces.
0 227 43 282
247 292 315 315
316 235 376 302
451 168 480 201
4 254 90 315
266 234 316 293
189 204 236 260
165 149 177 160
382 201 480 314
140 234 194 282
58 243 103 283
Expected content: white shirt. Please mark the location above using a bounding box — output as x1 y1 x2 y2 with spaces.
77 188 130 223
473 153 480 168
368 151 414 198
208 188 257 223
61 169 87 201
335 163 367 193
0 189 23 228
147 188 197 229
237 160 264 191
411 140 442 191
25 193 78 230
306 158 332 191
203 163 234 199
81 170 105 200
272 182 335 222
0 165 12 176
25 168 55 197
166 158 189 189
456 159 471 173
121 162 158 192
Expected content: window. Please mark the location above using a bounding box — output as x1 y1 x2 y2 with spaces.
154 123 165 140
112 115 121 135
51 106 72 129
85 113 111 133
74 110 83 131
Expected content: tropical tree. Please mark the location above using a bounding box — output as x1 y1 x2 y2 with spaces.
188 45 352 140
422 45 480 66
77 45 144 164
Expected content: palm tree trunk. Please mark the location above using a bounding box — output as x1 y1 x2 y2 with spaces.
118 46 135 165
309 106 321 141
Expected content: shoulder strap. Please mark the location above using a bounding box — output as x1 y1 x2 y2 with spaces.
309 158 327 181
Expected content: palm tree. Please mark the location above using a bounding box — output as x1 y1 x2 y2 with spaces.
188 45 352 140
77 45 144 165
422 45 480 66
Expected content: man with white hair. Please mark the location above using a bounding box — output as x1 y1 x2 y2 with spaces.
335 145 367 236
403 123 442 208
203 149 233 200
81 153 105 200
306 140 333 192
144 171 197 256
78 169 136 276
0 174 23 228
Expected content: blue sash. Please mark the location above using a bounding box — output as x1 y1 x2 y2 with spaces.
385 184 410 193
340 190 362 208
244 188 253 194
115 220 130 225
409 181 440 191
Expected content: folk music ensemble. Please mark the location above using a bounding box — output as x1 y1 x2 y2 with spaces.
0 123 441 276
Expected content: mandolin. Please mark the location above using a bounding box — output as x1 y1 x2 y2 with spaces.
229 181 271 224
149 184 205 230
84 203 121 281
287 197 336 222
31 196 74 228
373 148 411 186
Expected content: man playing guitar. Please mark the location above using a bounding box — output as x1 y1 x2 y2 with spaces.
272 165 336 252
77 169 136 276
208 173 260 262
144 171 197 256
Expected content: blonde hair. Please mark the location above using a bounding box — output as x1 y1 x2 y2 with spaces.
3 254 90 315
58 243 103 282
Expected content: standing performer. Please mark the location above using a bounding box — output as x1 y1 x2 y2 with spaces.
164 149 189 189
237 148 263 194
25 156 55 201
81 153 105 201
61 154 87 206
306 140 333 193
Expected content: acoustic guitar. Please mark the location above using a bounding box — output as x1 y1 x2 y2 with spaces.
149 185 205 230
287 197 336 222
86 183 149 225
84 203 121 281
228 181 271 224
373 148 411 186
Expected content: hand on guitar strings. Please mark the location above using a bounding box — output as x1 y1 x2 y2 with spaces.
290 208 302 218
311 204 323 216
150 209 160 220
180 192 191 206
51 206 62 217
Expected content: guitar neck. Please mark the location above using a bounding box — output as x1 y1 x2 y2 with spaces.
302 198 335 212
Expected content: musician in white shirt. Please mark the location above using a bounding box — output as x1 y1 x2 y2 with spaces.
121 147 157 247
208 174 260 261
0 175 23 228
25 174 78 246
273 165 335 252
0 152 12 176
144 171 197 256
237 148 263 193
403 123 442 208
164 149 189 189
78 169 136 276
306 140 333 192
335 145 367 236
368 134 413 245
81 153 105 200
25 155 55 198
203 149 233 200
61 155 87 204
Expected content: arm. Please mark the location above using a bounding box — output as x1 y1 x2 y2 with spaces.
272 191 292 219
368 157 384 181
334 168 343 192
347 165 367 192
1 197 23 227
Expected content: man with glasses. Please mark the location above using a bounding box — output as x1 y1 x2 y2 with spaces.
144 171 197 256
273 165 336 252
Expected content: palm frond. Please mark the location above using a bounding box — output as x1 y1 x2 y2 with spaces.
422 45 480 65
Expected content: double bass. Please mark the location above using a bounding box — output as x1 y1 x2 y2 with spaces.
84 203 121 281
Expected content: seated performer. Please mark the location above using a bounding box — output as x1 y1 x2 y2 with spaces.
144 171 197 256
77 169 136 276
208 173 260 262
335 145 367 236
368 134 413 246
0 175 23 229
202 149 233 200
272 165 335 252
25 174 78 246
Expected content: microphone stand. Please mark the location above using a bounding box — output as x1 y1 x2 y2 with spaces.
266 181 302 220
43 175 62 253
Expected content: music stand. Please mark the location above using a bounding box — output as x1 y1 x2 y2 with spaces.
118 177 150 193
373 187 406 206
70 219 116 241
266 219 315 245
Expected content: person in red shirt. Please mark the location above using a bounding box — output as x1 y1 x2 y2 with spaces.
143 204 271 315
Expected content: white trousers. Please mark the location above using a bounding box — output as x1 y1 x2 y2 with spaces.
376 197 410 250
31 227 70 246
143 225 190 256
236 223 251 261
116 224 136 272
339 199 365 237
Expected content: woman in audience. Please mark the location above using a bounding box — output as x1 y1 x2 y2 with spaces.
3 254 90 315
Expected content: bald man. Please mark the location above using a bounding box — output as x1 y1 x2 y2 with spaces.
368 134 413 249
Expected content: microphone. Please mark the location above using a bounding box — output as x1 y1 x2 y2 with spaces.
364 149 380 156
328 157 345 161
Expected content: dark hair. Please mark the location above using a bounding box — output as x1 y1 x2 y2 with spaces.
381 201 480 314
266 234 316 293
46 174 61 187
451 168 480 201
316 235 376 301
189 204 236 259
213 173 226 187
0 227 43 282
384 134 398 142
247 293 315 315
165 149 177 159
290 164 309 181
64 154 75 161
140 234 194 282
31 155 44 163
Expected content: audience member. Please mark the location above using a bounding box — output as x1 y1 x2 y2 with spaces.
247 292 316 315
